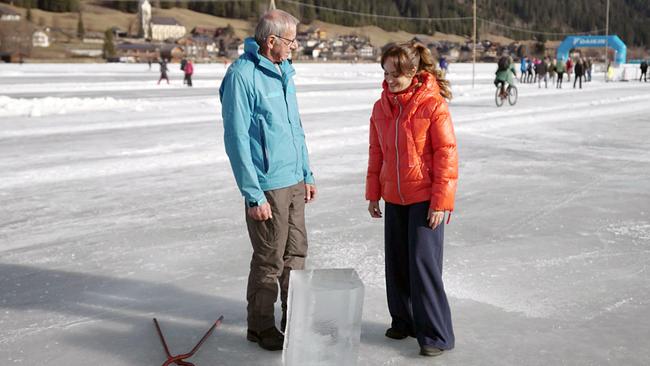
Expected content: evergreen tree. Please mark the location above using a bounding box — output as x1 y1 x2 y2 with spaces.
301 0 316 24
77 11 84 39
26 6 32 22
103 28 115 59
10 0 648 47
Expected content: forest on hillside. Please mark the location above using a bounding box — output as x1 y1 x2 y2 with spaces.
3 0 649 47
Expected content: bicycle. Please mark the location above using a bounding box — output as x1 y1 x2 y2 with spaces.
495 84 518 107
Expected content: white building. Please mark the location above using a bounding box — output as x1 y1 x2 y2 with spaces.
150 16 185 41
0 5 21 21
137 0 151 39
32 30 50 48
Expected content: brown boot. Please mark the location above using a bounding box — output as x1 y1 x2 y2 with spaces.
419 345 444 357
247 327 284 351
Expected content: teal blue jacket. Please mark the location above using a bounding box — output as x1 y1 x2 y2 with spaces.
219 37 314 205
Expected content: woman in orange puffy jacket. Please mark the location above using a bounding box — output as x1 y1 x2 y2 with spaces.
365 41 458 357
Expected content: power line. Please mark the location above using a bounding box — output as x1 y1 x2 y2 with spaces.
94 0 256 2
478 18 604 36
280 0 604 36
92 0 606 37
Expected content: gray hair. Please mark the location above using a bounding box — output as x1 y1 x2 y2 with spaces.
254 9 299 45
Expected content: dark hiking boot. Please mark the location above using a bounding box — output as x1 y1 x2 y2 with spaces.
247 327 284 351
419 345 444 357
385 327 413 340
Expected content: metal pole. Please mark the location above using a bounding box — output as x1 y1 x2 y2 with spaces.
604 0 609 81
472 0 476 88
269 0 276 10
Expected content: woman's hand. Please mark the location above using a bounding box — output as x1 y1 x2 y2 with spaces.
427 209 445 229
368 200 382 218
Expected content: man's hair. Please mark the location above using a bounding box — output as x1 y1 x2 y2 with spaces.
254 9 299 45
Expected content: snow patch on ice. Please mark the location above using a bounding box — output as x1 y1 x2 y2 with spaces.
606 221 650 243
0 96 151 118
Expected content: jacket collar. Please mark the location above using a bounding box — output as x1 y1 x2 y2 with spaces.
379 72 440 119
244 37 295 82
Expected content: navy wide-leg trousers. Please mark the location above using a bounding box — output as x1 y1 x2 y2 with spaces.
384 201 455 349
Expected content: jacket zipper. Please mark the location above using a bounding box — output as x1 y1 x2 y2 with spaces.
394 95 405 204
282 74 300 178
259 118 269 173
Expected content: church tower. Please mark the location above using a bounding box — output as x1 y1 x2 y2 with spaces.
138 0 152 39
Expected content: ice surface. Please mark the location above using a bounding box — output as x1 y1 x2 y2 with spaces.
1 63 649 365
283 269 364 366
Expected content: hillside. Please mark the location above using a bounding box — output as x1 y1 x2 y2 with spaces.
3 3 506 47
3 0 649 47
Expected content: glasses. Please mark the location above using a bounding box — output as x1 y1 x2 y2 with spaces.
274 34 297 47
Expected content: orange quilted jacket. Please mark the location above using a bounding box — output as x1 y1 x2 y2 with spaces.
365 71 458 211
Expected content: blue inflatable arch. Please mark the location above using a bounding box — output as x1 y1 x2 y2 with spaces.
556 35 626 64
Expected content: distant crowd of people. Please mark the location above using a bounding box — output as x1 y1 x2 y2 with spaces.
518 56 593 89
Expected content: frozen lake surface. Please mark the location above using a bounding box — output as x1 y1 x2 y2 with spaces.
1 62 650 365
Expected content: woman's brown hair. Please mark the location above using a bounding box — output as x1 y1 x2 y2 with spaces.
380 41 452 100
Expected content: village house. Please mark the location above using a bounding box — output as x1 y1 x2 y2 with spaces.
32 30 50 48
116 42 157 62
83 32 105 45
177 35 218 60
150 17 185 42
159 43 184 62
0 5 20 21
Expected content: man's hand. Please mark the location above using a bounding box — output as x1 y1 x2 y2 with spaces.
247 202 273 221
427 209 445 229
368 200 382 218
305 184 317 203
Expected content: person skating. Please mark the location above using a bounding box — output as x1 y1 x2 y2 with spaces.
520 57 527 82
157 59 169 85
526 58 534 83
555 58 565 88
640 60 648 82
184 59 194 87
573 58 584 89
438 56 449 77
180 58 187 85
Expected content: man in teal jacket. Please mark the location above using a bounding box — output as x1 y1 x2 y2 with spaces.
219 9 317 351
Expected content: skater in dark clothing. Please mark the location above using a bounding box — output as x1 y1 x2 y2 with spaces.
157 59 169 85
526 58 534 83
555 59 565 88
367 41 458 358
180 58 187 84
573 59 584 89
184 59 194 87
438 56 449 77
640 61 648 82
